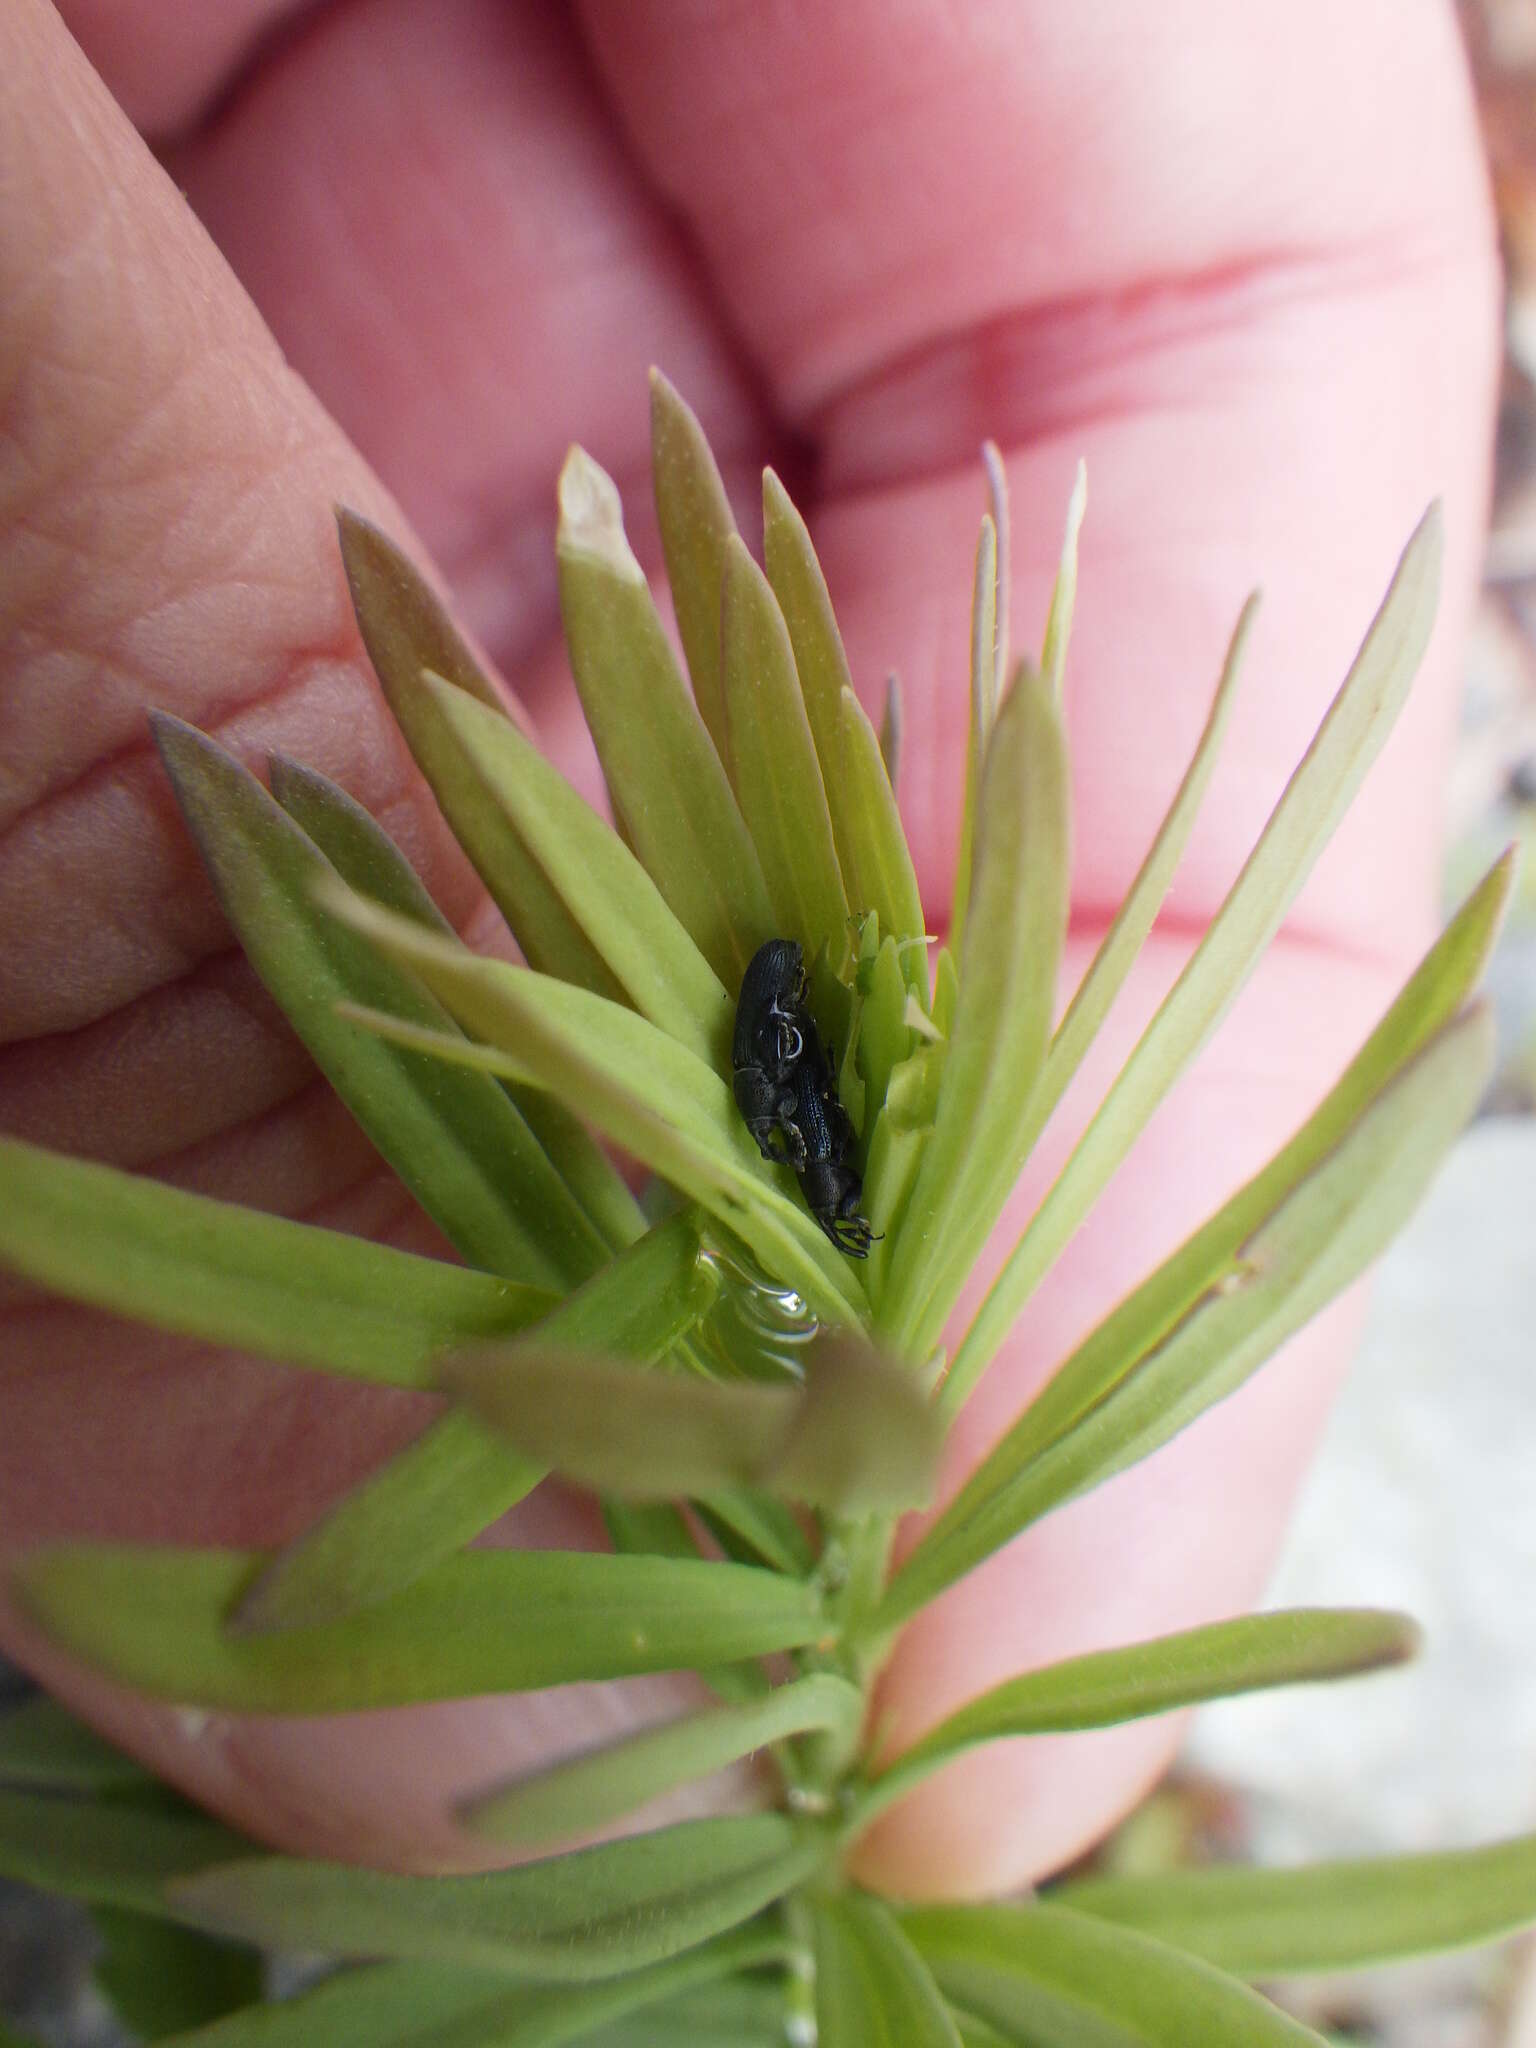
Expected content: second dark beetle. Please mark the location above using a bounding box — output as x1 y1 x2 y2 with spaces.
732 938 878 1259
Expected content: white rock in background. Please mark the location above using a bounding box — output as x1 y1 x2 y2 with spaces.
1184 1116 1536 1861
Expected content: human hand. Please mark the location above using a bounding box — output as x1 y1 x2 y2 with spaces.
0 0 1497 1898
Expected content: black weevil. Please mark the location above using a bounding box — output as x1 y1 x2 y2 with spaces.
731 938 878 1259
731 938 810 1167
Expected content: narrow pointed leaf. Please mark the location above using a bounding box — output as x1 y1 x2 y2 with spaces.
1057 1830 1536 1976
14 1545 828 1712
762 471 863 875
692 1490 817 1580
814 1893 962 2048
512 1091 648 1252
462 1672 861 1848
424 672 731 1064
0 1696 149 1793
879 672 903 786
762 469 921 952
557 448 773 984
150 1962 514 2048
951 2013 1017 2048
568 1978 784 2048
169 1817 820 1981
861 1045 942 1304
268 753 644 1249
857 1609 1417 1825
882 1006 1491 1626
981 441 1010 715
602 1501 771 1705
1032 597 1254 1166
948 508 1444 1400
721 535 851 967
931 946 959 1036
856 935 915 1135
950 513 997 960
443 1335 939 1517
91 1906 261 2041
838 685 927 962
650 368 739 763
886 668 1071 1353
336 510 623 997
375 1927 791 2048
903 1902 1327 2045
159 1949 782 2048
602 1500 701 1559
0 1135 553 1388
0 1786 254 1913
268 756 452 926
150 716 603 1290
1040 460 1087 700
230 1412 539 1637
319 886 866 1325
168 1929 788 2048
231 1214 720 1634
951 845 1513 1412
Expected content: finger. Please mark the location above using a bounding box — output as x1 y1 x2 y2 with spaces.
52 0 306 139
161 0 776 695
0 0 719 1856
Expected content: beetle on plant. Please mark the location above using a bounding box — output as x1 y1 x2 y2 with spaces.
732 937 877 1258
731 938 813 1166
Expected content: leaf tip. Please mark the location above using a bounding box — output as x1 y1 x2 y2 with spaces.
1397 498 1446 603
761 465 798 531
332 505 398 612
557 447 639 582
647 362 689 427
220 1571 282 1641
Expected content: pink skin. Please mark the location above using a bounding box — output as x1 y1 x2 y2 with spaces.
0 0 1497 1897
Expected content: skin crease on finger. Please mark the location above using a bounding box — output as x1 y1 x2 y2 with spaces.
0 0 1499 1895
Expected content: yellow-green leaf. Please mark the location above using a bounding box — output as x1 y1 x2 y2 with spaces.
0 1135 553 1387
169 1819 818 1982
885 668 1071 1355
443 1335 939 1518
151 715 604 1291
15 1545 829 1713
762 470 921 955
1040 461 1087 701
463 1673 862 1849
947 507 1445 1407
721 535 851 968
839 685 927 970
650 368 740 764
950 512 997 960
856 1609 1417 1827
814 1893 962 2048
903 1901 1327 2045
231 1214 718 1634
336 509 623 998
424 670 732 1064
1057 1831 1536 1977
883 1005 1491 1626
557 448 774 985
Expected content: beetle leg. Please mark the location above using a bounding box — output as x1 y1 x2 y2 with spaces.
777 1110 809 1169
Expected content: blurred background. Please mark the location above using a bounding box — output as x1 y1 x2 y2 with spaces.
4 3 1536 2043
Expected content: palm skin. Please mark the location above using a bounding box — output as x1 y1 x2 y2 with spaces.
0 0 1498 1897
